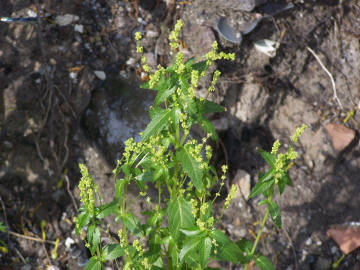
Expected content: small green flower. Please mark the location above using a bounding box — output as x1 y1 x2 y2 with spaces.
135 32 142 41
224 184 237 209
78 164 98 216
271 139 281 155
291 123 307 143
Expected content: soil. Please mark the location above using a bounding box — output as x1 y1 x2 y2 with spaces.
1 0 360 269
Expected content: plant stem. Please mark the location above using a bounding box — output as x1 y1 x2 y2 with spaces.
244 207 270 270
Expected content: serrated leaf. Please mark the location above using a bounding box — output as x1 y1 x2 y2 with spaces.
198 99 225 115
121 213 143 236
192 60 207 73
76 211 91 233
176 146 203 191
249 179 274 199
179 235 204 262
236 238 253 263
85 257 102 270
103 244 124 260
258 149 276 168
200 237 212 268
88 224 101 255
154 86 176 106
255 255 275 270
167 196 195 240
268 201 281 228
210 230 243 264
142 109 172 141
96 199 118 219
198 117 218 141
258 168 275 183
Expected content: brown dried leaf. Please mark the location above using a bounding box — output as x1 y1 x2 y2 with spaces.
327 226 360 254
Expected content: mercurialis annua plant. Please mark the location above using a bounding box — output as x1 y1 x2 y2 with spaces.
75 20 306 270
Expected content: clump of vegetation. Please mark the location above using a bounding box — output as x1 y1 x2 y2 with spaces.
75 20 306 270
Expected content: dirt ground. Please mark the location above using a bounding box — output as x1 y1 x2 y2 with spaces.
1 0 360 269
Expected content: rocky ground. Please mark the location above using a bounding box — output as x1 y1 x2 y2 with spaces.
0 0 360 269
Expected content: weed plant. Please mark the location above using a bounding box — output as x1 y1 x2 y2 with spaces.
75 20 307 270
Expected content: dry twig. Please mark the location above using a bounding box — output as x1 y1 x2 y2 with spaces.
306 46 343 109
8 231 56 245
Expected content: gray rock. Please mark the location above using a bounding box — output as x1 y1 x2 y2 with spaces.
233 169 251 199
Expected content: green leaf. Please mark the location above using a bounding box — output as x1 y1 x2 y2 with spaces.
258 169 274 183
87 224 101 255
167 196 195 240
200 237 212 268
210 230 243 264
192 60 207 74
96 199 118 219
121 213 143 236
236 238 253 263
154 85 176 106
258 149 276 168
180 227 203 236
255 255 275 270
0 222 6 233
176 146 203 191
277 172 292 194
142 109 172 141
179 235 204 262
85 257 102 270
115 179 125 199
198 99 225 115
268 201 281 228
249 179 274 199
103 244 124 260
198 117 218 141
75 211 91 233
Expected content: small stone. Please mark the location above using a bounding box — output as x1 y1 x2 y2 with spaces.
55 14 80 26
94 70 106 80
305 237 312 246
74 24 84 33
65 237 75 250
233 169 251 199
324 123 355 152
331 246 338 254
126 57 136 66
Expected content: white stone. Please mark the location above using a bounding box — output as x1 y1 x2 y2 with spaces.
94 70 106 80
65 237 75 250
254 39 278 57
55 14 79 26
74 24 84 33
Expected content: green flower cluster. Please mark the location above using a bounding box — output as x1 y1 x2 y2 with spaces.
78 164 99 216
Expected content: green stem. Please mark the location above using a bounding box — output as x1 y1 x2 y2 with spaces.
244 207 270 270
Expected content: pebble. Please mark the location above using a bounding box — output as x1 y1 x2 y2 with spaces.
55 14 80 26
21 265 32 270
94 70 106 80
65 237 75 250
74 24 84 33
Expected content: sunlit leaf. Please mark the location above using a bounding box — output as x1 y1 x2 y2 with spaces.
176 146 203 191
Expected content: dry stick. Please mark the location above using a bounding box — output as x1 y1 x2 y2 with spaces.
65 174 79 212
306 46 343 109
8 231 56 245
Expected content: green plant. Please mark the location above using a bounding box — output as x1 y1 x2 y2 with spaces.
74 20 307 270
